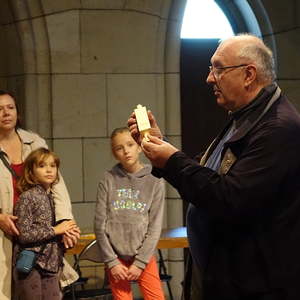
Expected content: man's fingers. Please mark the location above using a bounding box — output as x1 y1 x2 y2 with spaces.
147 134 163 144
140 140 153 154
129 111 136 119
127 113 137 128
127 115 142 145
141 136 162 153
148 110 156 126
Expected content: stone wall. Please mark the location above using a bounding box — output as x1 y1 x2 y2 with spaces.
0 0 299 299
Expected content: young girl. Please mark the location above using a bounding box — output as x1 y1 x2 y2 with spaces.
94 127 166 300
13 147 77 300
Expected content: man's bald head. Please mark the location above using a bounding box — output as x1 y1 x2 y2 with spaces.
218 33 276 85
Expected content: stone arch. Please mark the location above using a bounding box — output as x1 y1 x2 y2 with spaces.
163 0 277 136
0 0 52 138
216 0 277 70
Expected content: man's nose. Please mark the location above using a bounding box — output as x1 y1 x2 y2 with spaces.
206 71 215 84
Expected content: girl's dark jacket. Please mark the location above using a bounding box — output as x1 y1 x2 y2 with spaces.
14 185 63 273
153 84 300 295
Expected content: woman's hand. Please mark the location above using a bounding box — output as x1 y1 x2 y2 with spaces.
53 220 77 235
127 264 142 281
0 213 19 236
110 264 128 282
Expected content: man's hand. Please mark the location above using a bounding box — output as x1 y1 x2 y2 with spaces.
0 214 19 236
127 264 142 281
141 135 179 168
110 264 128 282
128 110 163 144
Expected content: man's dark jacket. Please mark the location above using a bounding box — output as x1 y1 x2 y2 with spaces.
153 84 300 297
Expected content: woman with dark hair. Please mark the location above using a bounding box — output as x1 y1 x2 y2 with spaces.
0 90 79 300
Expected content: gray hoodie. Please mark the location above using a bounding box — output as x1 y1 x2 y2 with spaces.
94 163 165 269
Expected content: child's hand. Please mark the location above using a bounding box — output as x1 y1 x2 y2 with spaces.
110 264 128 282
63 225 81 248
127 264 142 281
53 220 77 235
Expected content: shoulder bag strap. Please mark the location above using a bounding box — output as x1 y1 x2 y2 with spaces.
0 151 19 179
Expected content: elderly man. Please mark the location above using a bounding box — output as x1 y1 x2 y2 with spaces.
128 34 300 300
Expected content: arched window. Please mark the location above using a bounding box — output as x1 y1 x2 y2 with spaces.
178 0 276 222
181 0 234 39
179 0 274 161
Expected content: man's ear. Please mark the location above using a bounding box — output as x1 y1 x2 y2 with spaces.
244 64 257 87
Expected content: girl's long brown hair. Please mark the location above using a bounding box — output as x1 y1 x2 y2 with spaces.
18 147 60 193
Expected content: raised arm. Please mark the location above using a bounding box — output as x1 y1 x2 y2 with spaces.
128 110 163 145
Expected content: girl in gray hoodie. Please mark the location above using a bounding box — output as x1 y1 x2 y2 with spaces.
94 127 165 300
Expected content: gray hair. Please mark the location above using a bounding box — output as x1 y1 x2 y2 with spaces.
221 33 276 84
237 33 276 84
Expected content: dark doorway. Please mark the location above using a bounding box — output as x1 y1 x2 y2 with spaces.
180 39 228 220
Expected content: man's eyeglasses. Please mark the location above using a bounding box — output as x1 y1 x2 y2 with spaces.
208 64 248 77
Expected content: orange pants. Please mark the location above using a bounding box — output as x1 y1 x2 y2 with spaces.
107 256 165 300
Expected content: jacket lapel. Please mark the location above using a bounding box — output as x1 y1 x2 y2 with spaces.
200 85 281 174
